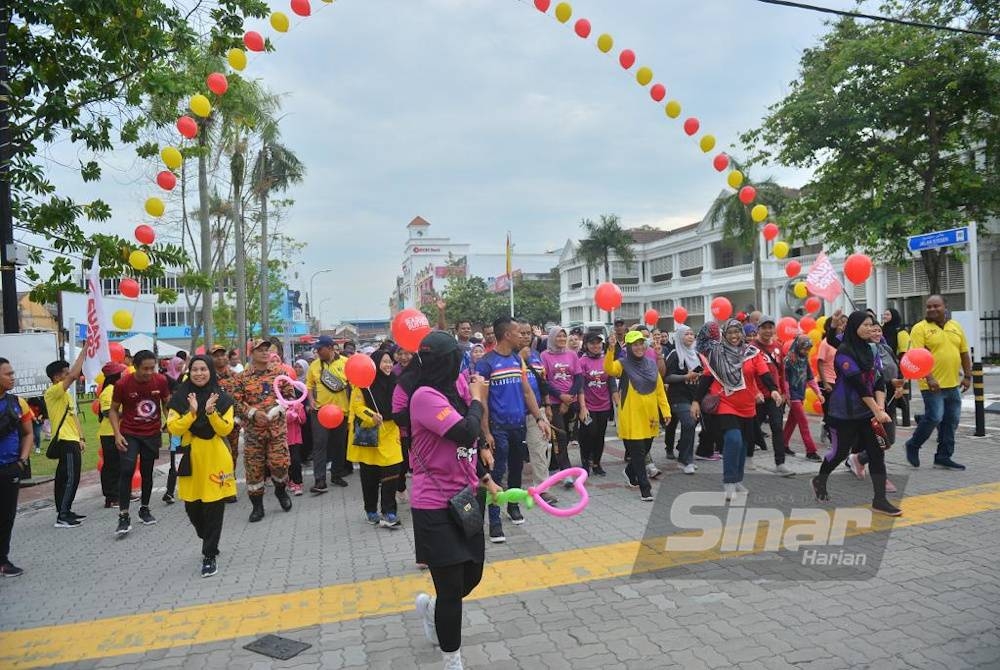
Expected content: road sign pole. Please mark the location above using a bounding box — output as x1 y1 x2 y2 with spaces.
968 223 985 437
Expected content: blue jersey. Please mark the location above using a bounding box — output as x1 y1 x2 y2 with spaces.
476 351 527 426
524 350 544 407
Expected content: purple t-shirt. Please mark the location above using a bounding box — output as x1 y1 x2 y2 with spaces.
409 387 478 510
541 350 580 404
578 354 613 412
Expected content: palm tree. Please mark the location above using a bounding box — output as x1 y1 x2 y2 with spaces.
576 214 636 321
705 163 789 311
251 126 305 337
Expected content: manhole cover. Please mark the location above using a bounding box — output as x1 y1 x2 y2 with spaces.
243 634 311 660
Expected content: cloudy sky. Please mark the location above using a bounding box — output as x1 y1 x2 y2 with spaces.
41 0 866 324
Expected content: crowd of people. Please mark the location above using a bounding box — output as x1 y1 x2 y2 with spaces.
0 294 974 670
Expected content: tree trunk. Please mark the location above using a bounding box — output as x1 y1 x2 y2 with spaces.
752 234 763 312
603 256 612 323
197 132 213 349
921 248 945 296
232 150 248 354
259 185 270 338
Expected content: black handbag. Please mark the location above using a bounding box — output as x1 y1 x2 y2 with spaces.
46 407 70 460
176 445 192 476
700 393 721 415
447 484 483 539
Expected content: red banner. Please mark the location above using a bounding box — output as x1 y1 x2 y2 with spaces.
805 252 843 303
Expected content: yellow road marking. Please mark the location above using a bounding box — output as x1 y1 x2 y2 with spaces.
3 482 1000 668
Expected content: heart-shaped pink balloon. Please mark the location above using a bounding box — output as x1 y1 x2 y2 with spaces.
273 375 307 409
529 467 589 517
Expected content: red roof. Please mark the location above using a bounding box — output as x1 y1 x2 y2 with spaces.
407 216 430 228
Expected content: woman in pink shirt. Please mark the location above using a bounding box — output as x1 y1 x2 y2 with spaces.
541 326 586 485
817 312 845 443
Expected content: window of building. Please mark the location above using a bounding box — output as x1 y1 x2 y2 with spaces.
617 302 641 319
680 296 705 314
567 266 583 290
649 256 673 283
679 249 703 278
568 306 585 322
713 242 752 269
651 299 673 313
611 261 639 286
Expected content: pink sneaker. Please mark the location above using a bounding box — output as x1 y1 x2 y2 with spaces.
847 453 866 479
885 478 897 493
289 483 303 497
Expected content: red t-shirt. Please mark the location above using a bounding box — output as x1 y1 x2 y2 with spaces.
754 339 785 392
113 373 170 437
710 354 769 418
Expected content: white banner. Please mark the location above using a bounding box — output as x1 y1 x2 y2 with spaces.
81 261 112 382
0 332 59 396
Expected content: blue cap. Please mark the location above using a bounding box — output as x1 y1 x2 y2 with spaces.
315 335 335 348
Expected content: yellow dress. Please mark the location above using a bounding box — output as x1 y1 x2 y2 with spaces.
167 406 237 503
604 347 671 440
346 390 403 467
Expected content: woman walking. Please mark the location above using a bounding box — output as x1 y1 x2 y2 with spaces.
349 350 404 528
811 312 901 516
662 324 702 475
410 332 500 670
604 331 671 502
693 319 780 499
541 326 585 485
576 332 616 476
782 335 823 461
165 355 237 578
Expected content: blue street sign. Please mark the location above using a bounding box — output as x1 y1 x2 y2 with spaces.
907 227 968 252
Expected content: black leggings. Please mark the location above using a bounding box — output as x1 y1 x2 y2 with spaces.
184 500 225 558
548 404 574 472
578 410 610 467
359 462 399 515
429 560 484 653
99 436 120 502
165 451 178 497
818 417 887 498
289 443 303 485
118 435 157 513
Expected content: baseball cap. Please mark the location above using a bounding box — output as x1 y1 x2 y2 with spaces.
248 338 270 350
758 314 776 326
614 319 625 326
209 344 227 354
101 361 126 376
583 331 604 345
315 335 335 348
624 331 645 345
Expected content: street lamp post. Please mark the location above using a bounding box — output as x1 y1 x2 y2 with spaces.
309 268 333 330
318 298 333 331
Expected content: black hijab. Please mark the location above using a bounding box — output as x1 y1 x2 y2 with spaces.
413 331 467 414
166 355 234 440
882 308 903 353
838 311 875 371
362 350 396 416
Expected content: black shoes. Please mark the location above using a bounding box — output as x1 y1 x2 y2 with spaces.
116 513 132 536
330 477 349 488
0 561 24 577
872 498 902 517
249 496 265 522
138 506 157 525
201 556 218 578
275 483 293 512
54 514 82 529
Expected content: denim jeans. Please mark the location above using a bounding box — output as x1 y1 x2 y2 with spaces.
488 423 525 527
670 404 696 466
722 428 747 484
908 387 962 461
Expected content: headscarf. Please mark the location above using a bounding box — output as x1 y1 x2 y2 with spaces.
362 350 396 416
413 331 467 414
165 356 185 382
546 326 567 353
882 308 903 353
673 324 700 372
166 355 234 440
294 359 309 378
621 337 659 395
696 321 721 356
706 319 755 394
838 311 875 371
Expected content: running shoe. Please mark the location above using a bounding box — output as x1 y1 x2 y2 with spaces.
54 515 81 529
201 556 218 578
805 452 821 462
872 498 902 517
623 468 638 488
415 593 437 645
379 513 402 529
138 507 157 525
775 464 795 477
784 448 797 457
934 458 966 471
847 453 866 479
639 487 654 502
116 513 132 536
723 483 736 501
591 464 607 476
665 449 676 461
734 482 749 494
162 492 175 505
646 463 662 480
811 476 829 502
507 504 524 525
289 483 303 496
539 492 559 505
905 441 920 468
489 524 506 544
683 464 696 475
0 561 24 577
366 511 380 525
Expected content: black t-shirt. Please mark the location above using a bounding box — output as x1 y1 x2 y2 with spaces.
663 350 701 405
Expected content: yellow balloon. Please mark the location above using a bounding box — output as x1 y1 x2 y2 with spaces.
112 310 134 331
794 282 808 299
636 66 653 86
129 249 150 271
804 387 821 415
816 315 828 331
270 12 290 32
664 100 681 119
144 197 165 218
808 329 822 345
699 135 716 153
95 372 105 387
190 94 212 118
596 33 613 53
161 146 182 170
773 241 790 259
727 170 744 189
751 204 768 222
555 2 572 22
227 48 247 71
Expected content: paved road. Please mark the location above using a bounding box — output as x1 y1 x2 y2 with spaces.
1 387 999 669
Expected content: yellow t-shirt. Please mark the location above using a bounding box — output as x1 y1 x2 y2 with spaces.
909 319 969 390
98 385 115 437
306 357 349 411
44 383 80 443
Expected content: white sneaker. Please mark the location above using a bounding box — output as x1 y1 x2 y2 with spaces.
723 483 736 501
745 459 756 471
683 464 696 475
415 593 437 646
734 482 749 494
775 463 795 477
442 649 464 670
646 463 662 479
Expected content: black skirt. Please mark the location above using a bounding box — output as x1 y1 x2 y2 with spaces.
412 491 486 567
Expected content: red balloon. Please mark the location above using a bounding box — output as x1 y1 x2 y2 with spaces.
291 0 311 16
109 342 125 363
649 83 666 102
176 115 198 139
574 19 591 38
736 311 747 322
738 185 757 205
119 278 140 299
785 260 802 278
206 72 228 95
318 404 344 429
345 353 376 388
155 170 176 191
91 399 101 416
900 347 934 380
777 316 800 342
534 0 551 11
799 316 816 333
844 253 873 285
710 297 732 321
683 117 700 136
391 308 431 352
804 296 822 314
196 345 206 355
134 224 156 245
594 282 623 312
619 49 636 69
644 308 659 326
131 462 141 491
713 153 729 172
243 31 264 52
762 222 779 242
672 306 688 324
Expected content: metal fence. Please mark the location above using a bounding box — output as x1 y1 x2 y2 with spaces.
982 311 1000 363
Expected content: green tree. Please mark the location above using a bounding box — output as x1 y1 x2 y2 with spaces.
576 214 636 321
705 165 790 309
741 0 1000 294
